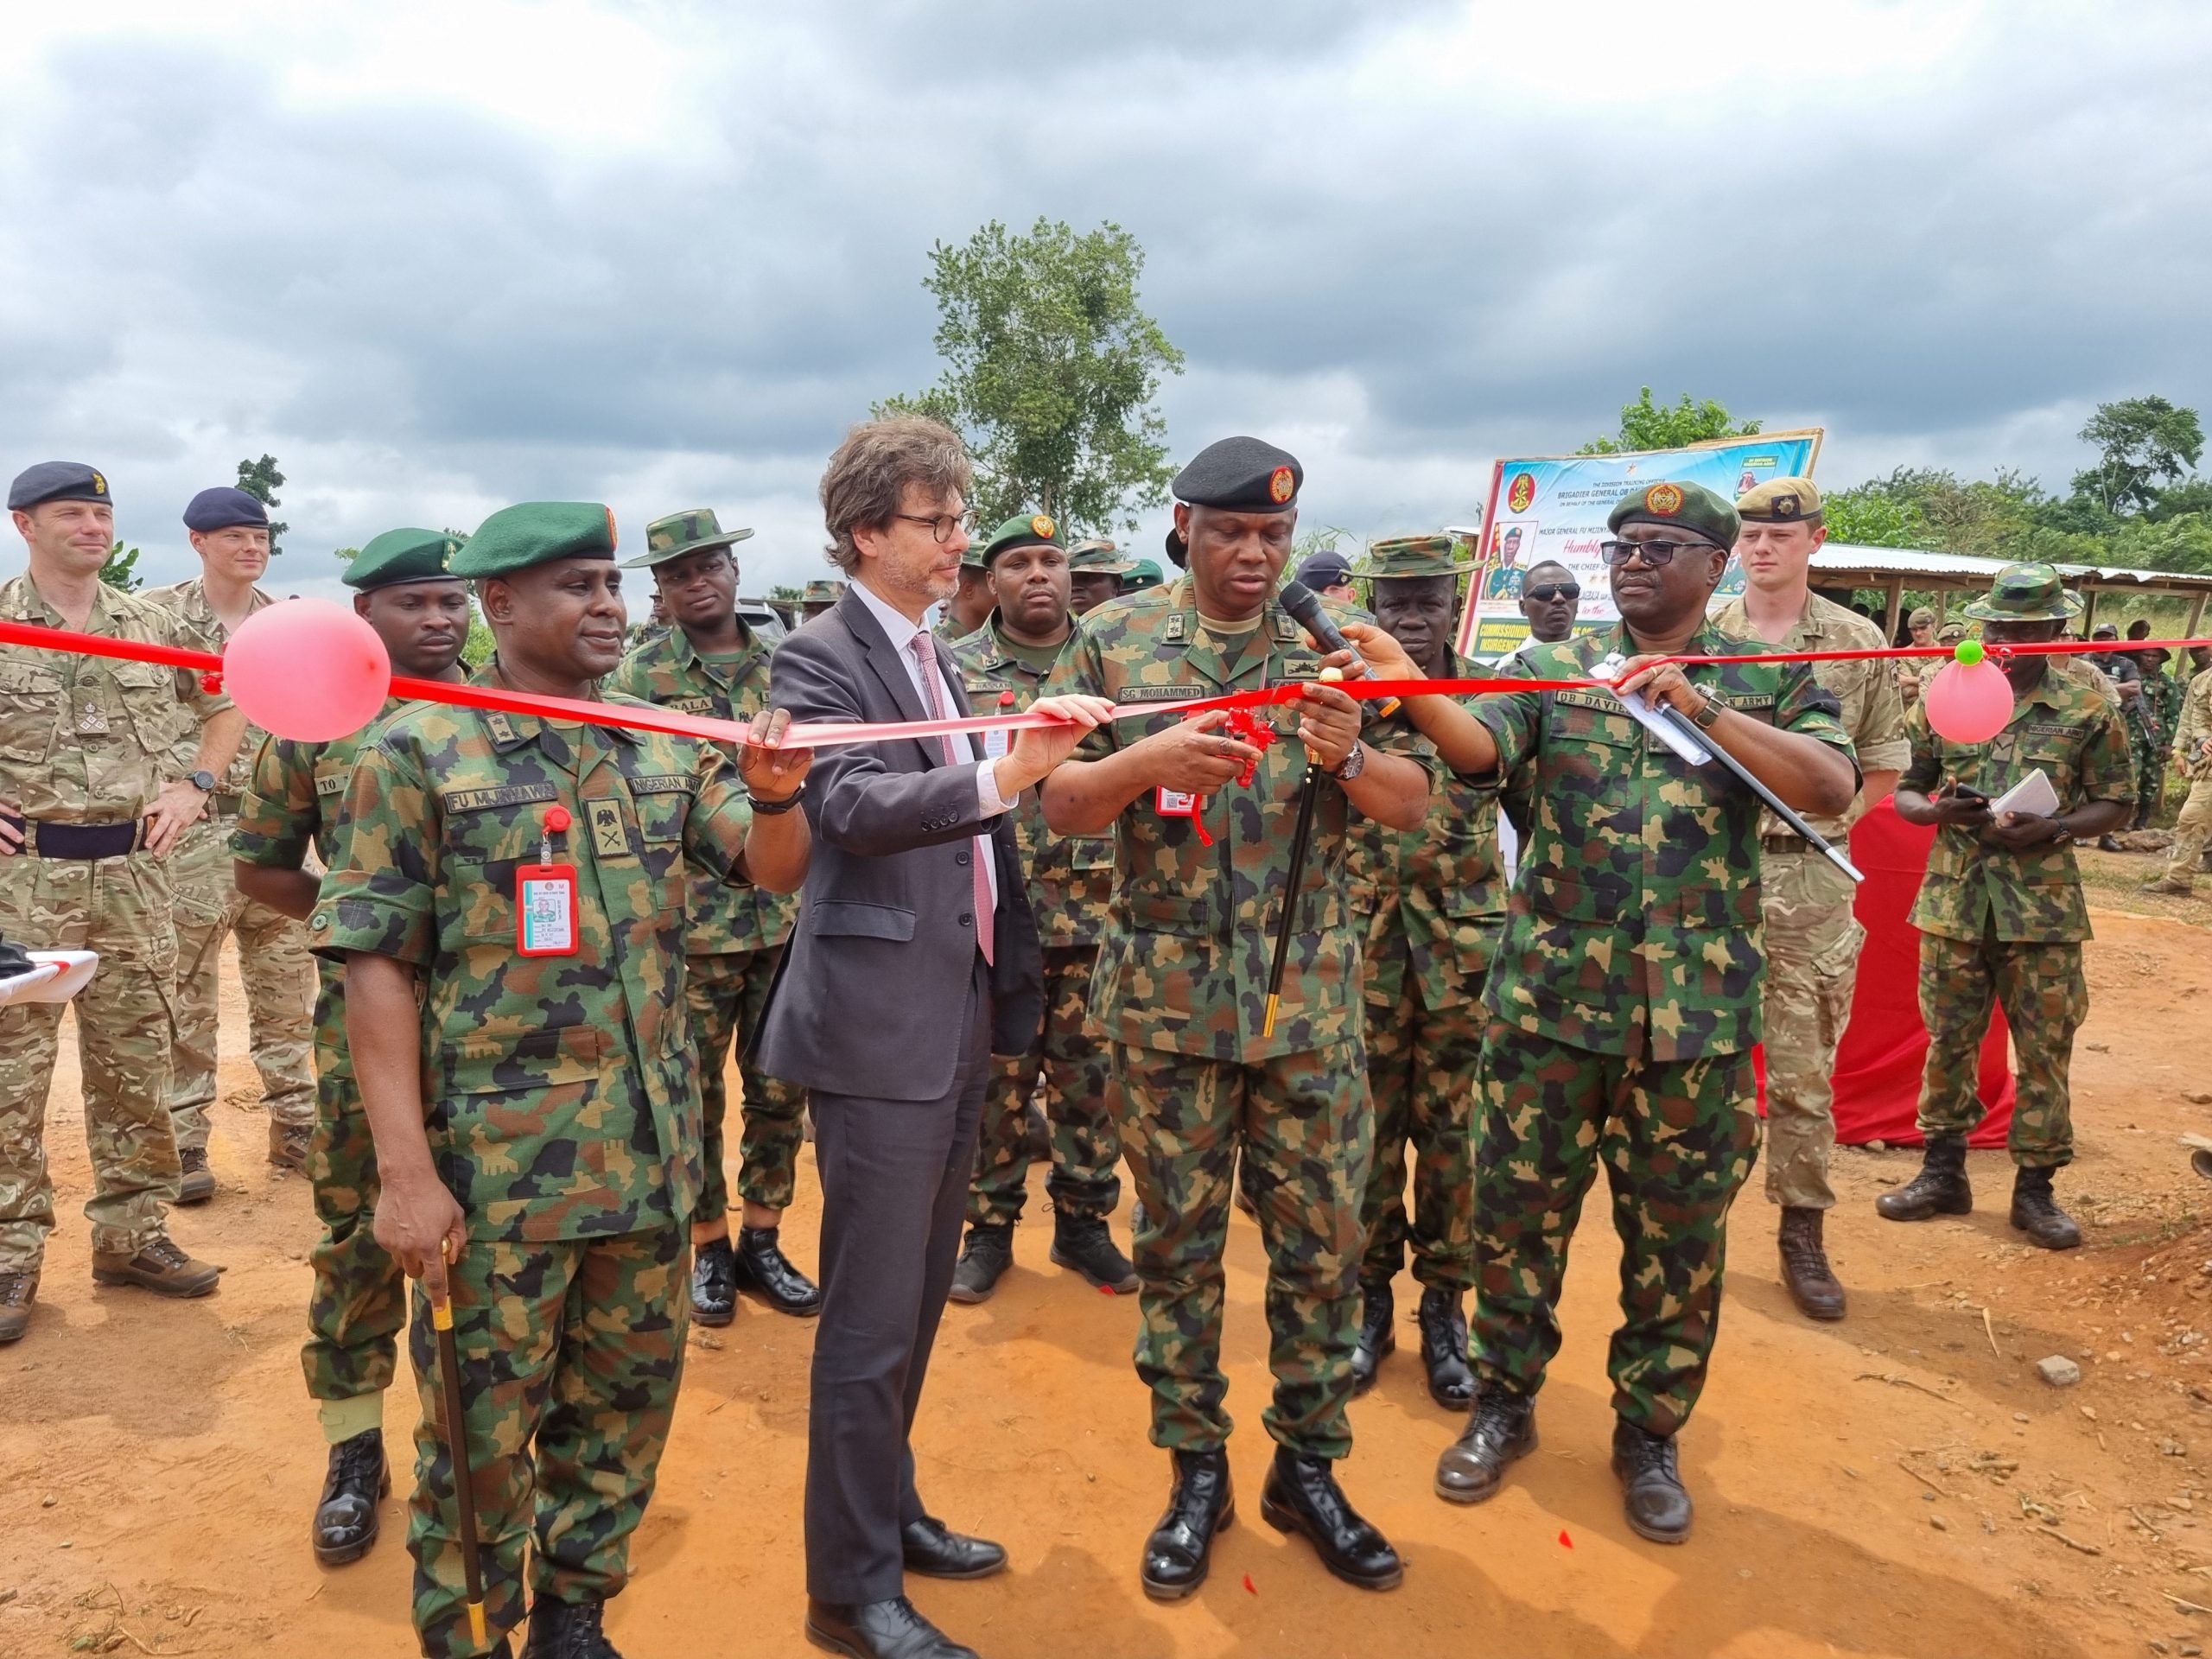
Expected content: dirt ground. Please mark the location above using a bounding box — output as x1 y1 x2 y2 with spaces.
4 868 2212 1657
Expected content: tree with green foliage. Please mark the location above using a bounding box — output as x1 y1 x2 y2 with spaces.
880 217 1185 534
770 582 803 602
99 542 143 592
236 454 289 555
2072 396 2204 516
1579 388 1762 455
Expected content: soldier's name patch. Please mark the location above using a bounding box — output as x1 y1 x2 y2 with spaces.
666 696 717 715
625 774 694 795
1552 690 1620 712
1117 685 1211 703
443 783 560 813
315 773 348 798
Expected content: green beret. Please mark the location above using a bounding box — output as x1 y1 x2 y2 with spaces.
344 528 466 591
980 512 1063 566
1068 538 1135 575
449 503 618 578
621 507 753 569
1359 533 1473 582
1605 480 1738 550
1736 476 1823 523
1121 556 1164 589
802 578 847 604
1961 563 2082 624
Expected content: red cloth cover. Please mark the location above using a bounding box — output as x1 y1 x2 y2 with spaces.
1753 798 2015 1147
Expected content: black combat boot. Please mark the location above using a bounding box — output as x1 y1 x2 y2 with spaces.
946 1222 1014 1306
1611 1420 1693 1544
1777 1207 1847 1320
2010 1166 2082 1250
689 1235 736 1327
1049 1207 1137 1293
1140 1448 1234 1601
733 1225 822 1316
1259 1447 1403 1590
311 1427 389 1566
1416 1287 1475 1409
1433 1385 1536 1504
524 1595 622 1658
1874 1132 1972 1222
1349 1274 1395 1396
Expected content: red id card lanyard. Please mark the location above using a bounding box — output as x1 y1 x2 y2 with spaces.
516 804 581 957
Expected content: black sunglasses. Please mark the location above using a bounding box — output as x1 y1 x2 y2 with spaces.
1598 538 1713 568
1523 582 1580 602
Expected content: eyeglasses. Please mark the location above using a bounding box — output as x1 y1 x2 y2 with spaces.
1598 538 1712 568
894 510 982 543
1524 583 1580 602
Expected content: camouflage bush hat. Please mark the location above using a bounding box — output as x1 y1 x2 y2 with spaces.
802 578 847 603
1961 562 2082 624
344 527 465 591
448 502 617 577
1068 537 1134 575
980 511 1064 566
1358 533 1474 581
1606 480 1738 550
620 507 753 569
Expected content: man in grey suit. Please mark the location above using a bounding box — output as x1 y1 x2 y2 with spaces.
759 417 1111 1659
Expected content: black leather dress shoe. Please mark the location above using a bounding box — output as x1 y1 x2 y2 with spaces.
805 1596 979 1659
900 1515 1007 1580
1611 1419 1693 1544
1434 1386 1536 1504
734 1225 822 1316
1259 1447 1403 1591
311 1427 389 1566
524 1594 622 1657
690 1236 736 1328
1415 1288 1475 1411
1141 1447 1234 1601
1349 1276 1394 1397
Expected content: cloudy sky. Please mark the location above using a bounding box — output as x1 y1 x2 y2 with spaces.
2 0 2206 600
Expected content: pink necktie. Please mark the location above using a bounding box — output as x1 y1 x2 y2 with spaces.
910 633 995 964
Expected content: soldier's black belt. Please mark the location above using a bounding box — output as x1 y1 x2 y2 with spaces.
1761 834 1810 855
2 814 147 859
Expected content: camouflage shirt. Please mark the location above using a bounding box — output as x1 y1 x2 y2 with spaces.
1709 590 1910 840
1474 620 1857 1062
2133 668 2185 751
603 620 797 956
950 616 1116 948
1345 649 1503 1013
1899 665 2135 944
232 690 452 874
0 573 232 821
1040 576 1438 1062
143 575 276 796
2177 670 2212 779
307 674 757 1241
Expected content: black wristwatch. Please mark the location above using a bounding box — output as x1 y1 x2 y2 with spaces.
749 781 806 816
186 770 216 792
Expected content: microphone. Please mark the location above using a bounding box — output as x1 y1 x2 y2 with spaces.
1278 580 1399 716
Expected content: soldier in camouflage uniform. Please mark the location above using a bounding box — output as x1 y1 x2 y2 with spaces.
937 535 996 642
0 462 244 1344
310 502 811 1659
1355 481 1859 1545
945 512 1136 1305
146 486 317 1188
1341 534 1501 1412
1712 478 1909 1322
606 508 818 1323
1042 437 1438 1598
1066 538 1136 617
232 528 472 1566
1880 564 2134 1253
2128 646 2184 828
2145 645 2212 894
799 577 846 622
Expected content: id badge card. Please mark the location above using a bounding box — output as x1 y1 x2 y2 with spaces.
516 863 580 957
1156 787 1198 817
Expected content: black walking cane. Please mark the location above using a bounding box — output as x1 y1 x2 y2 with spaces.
428 1268 489 1649
1262 668 1342 1039
1647 702 1865 883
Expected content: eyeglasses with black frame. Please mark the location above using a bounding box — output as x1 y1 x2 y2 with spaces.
1597 538 1713 569
893 509 982 543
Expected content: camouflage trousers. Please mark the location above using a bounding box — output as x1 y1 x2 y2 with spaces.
406 1224 688 1659
0 849 182 1272
2131 734 2169 829
1758 852 1865 1211
1357 982 1482 1293
1916 930 2085 1167
969 944 1121 1228
2154 777 2212 889
1471 1023 1760 1438
1110 1039 1370 1460
300 961 403 1407
683 945 804 1222
166 812 315 1148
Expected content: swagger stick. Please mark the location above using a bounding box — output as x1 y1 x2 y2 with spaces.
1650 702 1864 884
428 1274 489 1648
1262 668 1342 1038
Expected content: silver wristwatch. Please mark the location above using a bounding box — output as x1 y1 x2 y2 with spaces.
1332 742 1367 782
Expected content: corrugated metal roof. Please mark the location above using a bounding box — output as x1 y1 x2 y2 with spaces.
1814 543 2212 590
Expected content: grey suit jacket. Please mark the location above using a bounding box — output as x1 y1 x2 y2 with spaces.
753 586 1045 1102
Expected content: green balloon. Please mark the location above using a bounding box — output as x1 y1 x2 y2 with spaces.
1955 639 1985 665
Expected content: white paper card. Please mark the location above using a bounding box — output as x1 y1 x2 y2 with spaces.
1990 767 2060 820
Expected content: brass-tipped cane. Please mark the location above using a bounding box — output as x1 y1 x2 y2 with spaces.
428 1268 489 1649
1262 667 1341 1039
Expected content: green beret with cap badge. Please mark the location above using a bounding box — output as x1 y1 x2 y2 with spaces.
344 527 466 591
448 503 618 578
1605 480 1739 550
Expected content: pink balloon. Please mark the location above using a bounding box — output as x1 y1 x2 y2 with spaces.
1923 659 2014 745
222 599 392 741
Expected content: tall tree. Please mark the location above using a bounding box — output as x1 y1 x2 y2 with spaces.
880 218 1185 533
2071 395 2204 516
99 542 143 592
235 453 289 555
1579 388 1761 455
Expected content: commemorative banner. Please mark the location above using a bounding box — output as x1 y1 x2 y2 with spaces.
1451 429 1825 657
